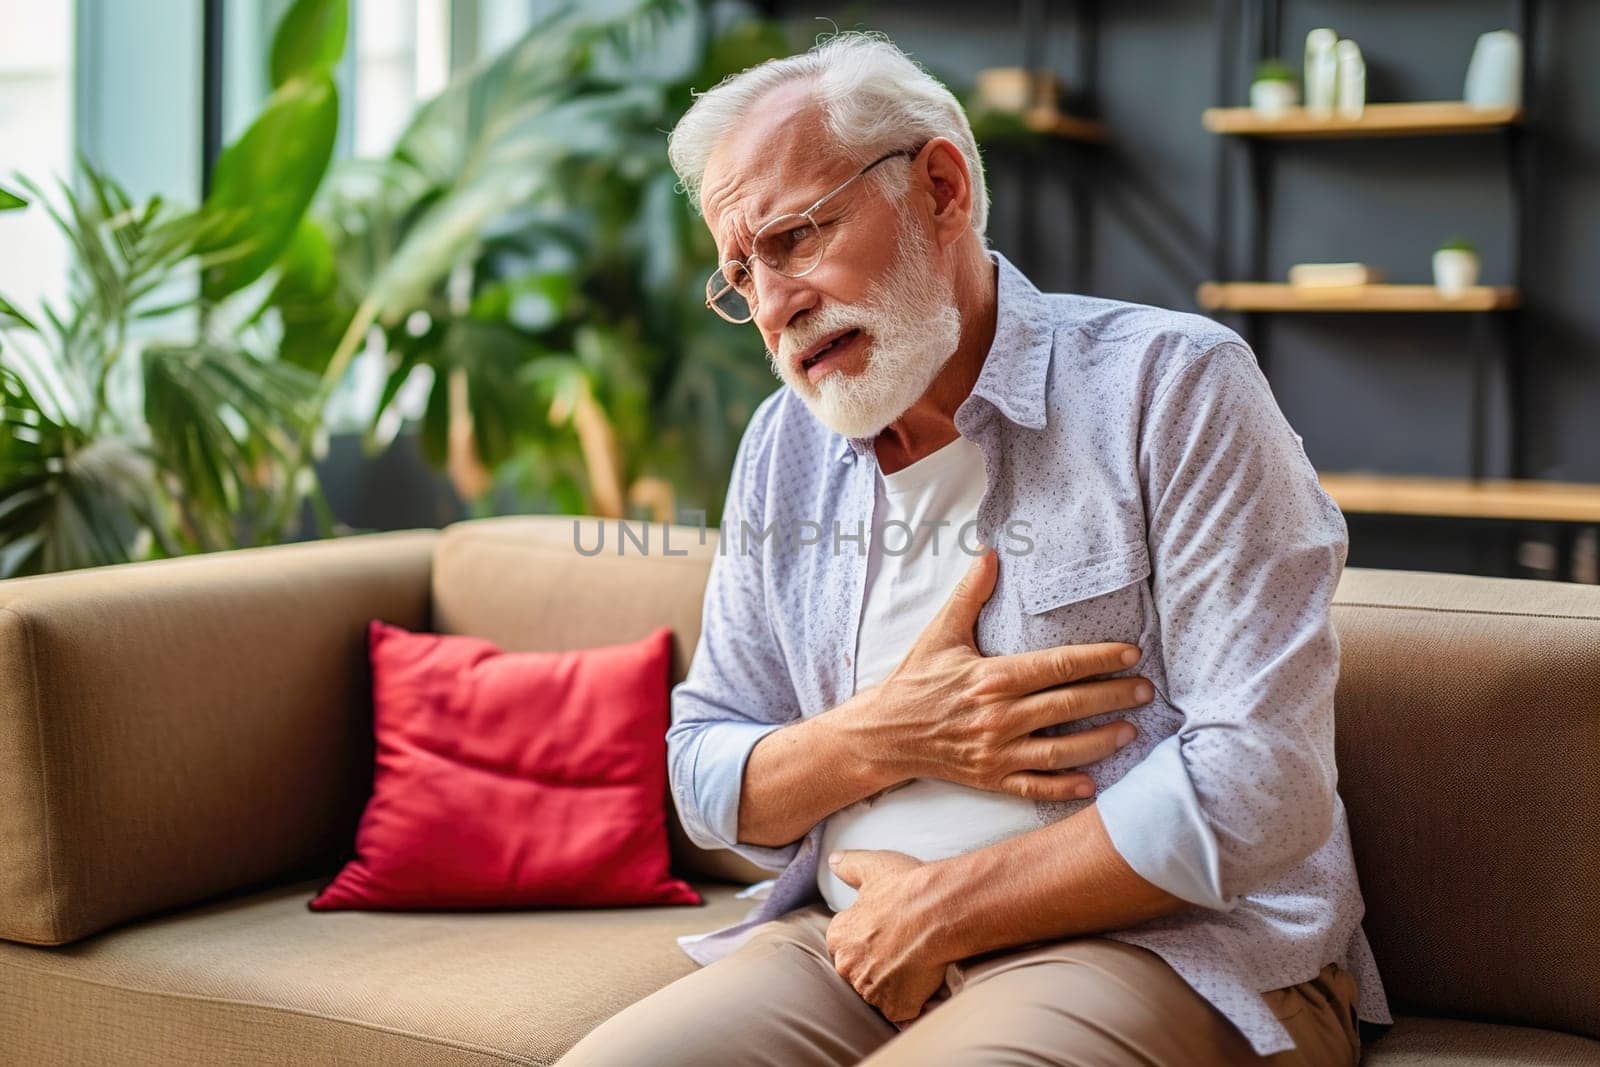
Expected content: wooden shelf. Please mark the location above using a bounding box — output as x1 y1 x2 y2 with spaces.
1320 473 1600 524
1202 101 1522 138
1023 106 1107 142
1197 282 1520 313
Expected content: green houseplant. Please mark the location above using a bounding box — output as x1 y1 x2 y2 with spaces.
289 1 793 525
0 0 347 575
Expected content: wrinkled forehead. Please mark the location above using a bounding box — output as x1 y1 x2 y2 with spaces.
700 86 860 255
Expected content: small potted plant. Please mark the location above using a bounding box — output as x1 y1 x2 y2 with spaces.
1433 237 1481 297
1250 59 1300 117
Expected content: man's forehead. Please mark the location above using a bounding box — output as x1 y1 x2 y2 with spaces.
701 88 855 250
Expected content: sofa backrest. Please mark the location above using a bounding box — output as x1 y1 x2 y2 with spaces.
430 516 769 886
0 531 436 946
1329 568 1600 1040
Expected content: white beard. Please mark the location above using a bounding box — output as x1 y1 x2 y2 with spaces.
768 209 962 439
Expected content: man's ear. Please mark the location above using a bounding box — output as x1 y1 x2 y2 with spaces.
916 137 973 247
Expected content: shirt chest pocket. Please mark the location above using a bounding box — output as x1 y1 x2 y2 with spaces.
1017 538 1152 647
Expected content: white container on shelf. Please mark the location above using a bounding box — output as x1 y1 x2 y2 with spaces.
1433 249 1482 297
1335 39 1366 119
1250 78 1299 117
975 67 1034 113
1304 28 1339 116
1464 30 1523 108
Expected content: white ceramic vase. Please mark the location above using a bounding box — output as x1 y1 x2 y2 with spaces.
1464 30 1523 108
1432 249 1481 297
1250 80 1299 118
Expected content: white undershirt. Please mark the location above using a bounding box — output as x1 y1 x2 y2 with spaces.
816 434 1044 911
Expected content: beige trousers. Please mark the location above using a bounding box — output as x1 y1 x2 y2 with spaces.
556 902 1362 1066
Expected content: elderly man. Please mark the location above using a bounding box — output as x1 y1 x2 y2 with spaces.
557 30 1390 1067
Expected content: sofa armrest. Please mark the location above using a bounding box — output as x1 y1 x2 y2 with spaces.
0 531 435 945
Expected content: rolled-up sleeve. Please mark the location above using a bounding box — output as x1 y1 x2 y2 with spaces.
667 397 803 873
1095 340 1348 911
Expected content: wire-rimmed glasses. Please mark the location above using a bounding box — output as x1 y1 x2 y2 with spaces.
704 147 920 324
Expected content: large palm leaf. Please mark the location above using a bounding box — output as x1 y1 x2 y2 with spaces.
0 363 153 576
0 169 320 571
142 341 318 549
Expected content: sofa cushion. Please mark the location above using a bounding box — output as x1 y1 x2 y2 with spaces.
1330 569 1600 1042
0 531 437 946
5 878 1598 1067
1363 1015 1600 1065
311 622 697 911
0 875 756 1065
431 516 770 888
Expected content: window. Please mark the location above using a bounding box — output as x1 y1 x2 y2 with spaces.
352 0 452 158
0 0 75 317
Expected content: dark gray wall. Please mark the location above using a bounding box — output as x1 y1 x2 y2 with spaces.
767 0 1599 578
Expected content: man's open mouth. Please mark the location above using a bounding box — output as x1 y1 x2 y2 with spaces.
799 329 862 375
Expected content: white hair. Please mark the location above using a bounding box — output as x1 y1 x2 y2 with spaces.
667 30 990 238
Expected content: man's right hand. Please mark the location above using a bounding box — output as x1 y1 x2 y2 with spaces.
868 547 1153 803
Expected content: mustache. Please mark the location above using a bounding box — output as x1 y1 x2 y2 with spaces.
771 303 877 364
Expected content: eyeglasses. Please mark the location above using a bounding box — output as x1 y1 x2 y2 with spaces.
704 147 920 324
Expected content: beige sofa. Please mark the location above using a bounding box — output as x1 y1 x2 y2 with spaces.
1 515 1596 1065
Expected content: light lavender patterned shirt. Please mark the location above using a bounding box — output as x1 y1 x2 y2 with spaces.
667 249 1392 1056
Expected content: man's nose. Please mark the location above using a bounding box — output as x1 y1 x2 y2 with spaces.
751 260 817 343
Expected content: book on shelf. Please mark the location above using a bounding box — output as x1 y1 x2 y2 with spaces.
1287 262 1385 288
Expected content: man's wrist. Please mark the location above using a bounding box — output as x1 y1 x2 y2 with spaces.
906 853 982 962
828 683 915 795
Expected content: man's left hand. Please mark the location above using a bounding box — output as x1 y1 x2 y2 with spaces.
825 849 954 1027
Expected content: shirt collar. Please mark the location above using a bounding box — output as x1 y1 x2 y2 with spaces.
830 249 1055 463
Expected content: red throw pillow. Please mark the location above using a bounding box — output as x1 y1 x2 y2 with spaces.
309 621 700 911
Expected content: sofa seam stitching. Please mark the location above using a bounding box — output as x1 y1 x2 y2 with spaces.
3 606 61 944
477 545 714 565
1333 600 1600 622
439 530 716 564
0 957 538 1065
0 531 436 591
